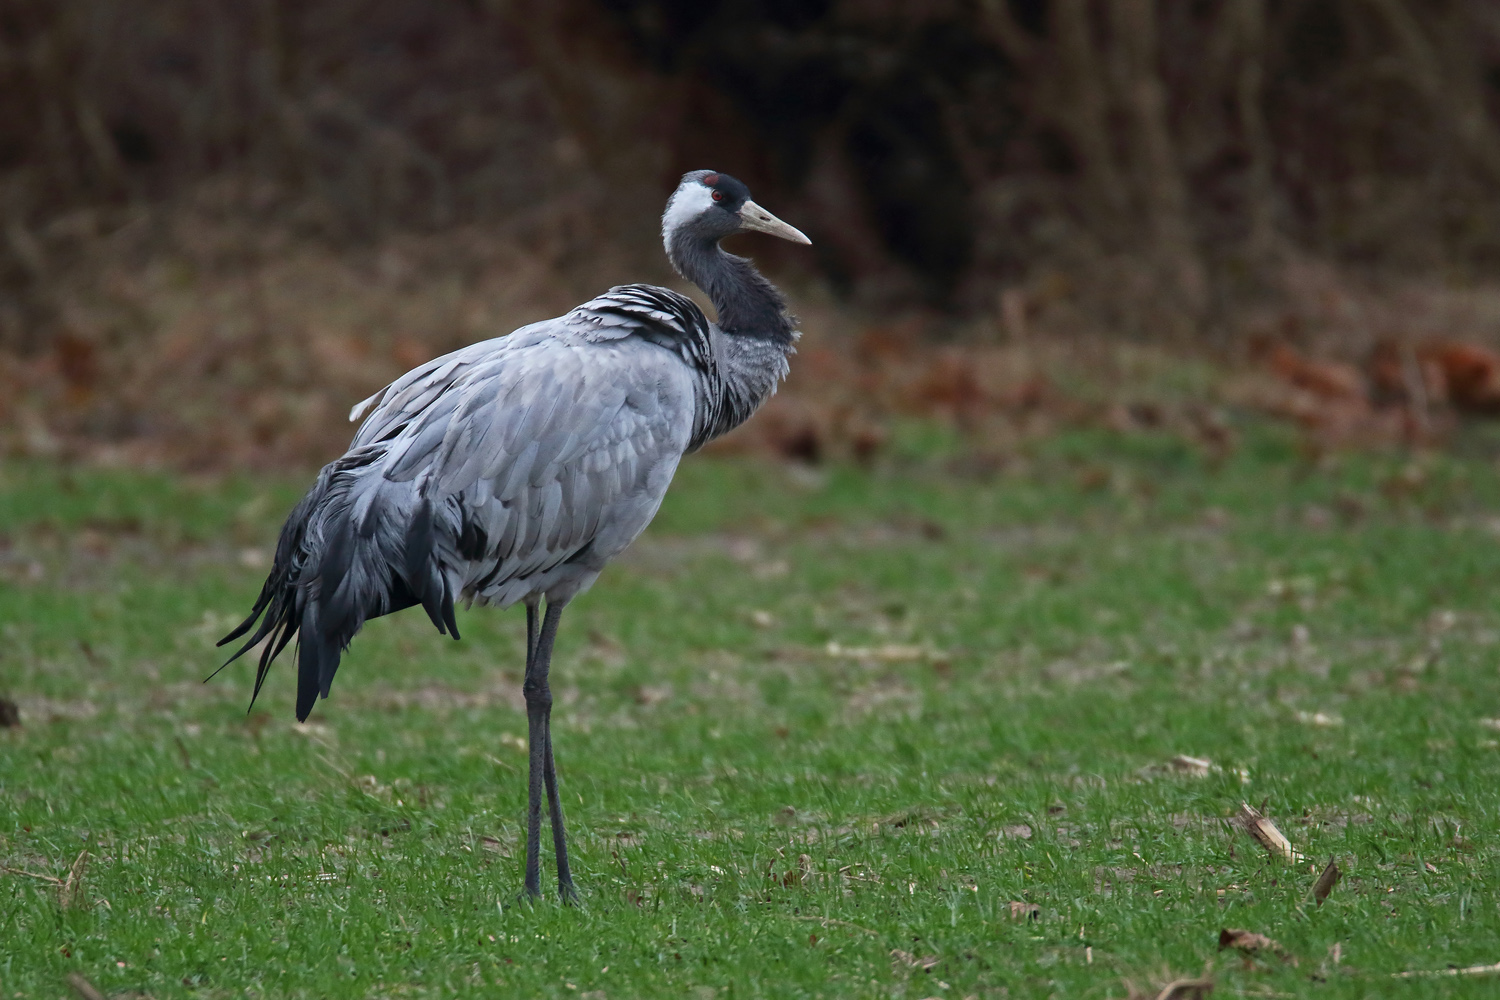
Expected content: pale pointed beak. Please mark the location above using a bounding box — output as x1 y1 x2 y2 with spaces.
738 200 812 245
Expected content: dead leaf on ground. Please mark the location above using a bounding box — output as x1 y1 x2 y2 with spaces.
1141 755 1248 783
1169 754 1213 775
1312 857 1342 906
1219 927 1288 959
1008 901 1040 921
782 853 812 888
1141 755 1250 783
1423 341 1500 413
998 823 1033 840
631 684 672 707
1238 802 1301 861
1164 754 1212 776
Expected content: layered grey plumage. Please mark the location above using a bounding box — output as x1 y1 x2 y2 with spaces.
217 170 810 900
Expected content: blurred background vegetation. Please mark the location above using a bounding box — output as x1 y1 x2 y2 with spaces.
4 0 1500 469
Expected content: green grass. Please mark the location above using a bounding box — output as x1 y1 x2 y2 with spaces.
4 424 1500 997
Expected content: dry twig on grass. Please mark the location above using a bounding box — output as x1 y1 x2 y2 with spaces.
1392 961 1500 979
1167 754 1213 775
6 850 92 909
1237 802 1300 861
1125 976 1214 1000
890 949 941 972
58 848 89 910
66 973 106 1000
0 865 63 885
794 915 880 937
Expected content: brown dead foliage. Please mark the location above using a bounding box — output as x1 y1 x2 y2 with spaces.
7 0 1500 476
708 317 1085 467
1237 802 1300 862
1245 332 1500 447
1007 901 1040 921
11 203 1500 472
768 852 813 889
0 243 1098 470
1312 857 1342 906
1218 927 1288 960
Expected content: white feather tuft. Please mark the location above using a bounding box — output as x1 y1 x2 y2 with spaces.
661 179 716 242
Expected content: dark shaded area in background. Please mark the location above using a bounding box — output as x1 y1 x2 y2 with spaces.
598 0 993 296
6 0 1500 332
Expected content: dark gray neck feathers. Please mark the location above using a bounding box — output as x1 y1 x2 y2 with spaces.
665 231 797 450
667 233 797 346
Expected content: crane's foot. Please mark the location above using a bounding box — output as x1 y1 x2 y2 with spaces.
509 884 578 907
499 888 542 912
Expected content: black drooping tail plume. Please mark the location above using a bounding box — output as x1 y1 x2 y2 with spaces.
214 449 460 721
214 483 320 717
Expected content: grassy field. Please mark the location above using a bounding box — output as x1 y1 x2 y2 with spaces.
4 424 1500 998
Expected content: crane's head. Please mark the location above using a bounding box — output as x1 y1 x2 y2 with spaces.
662 170 811 251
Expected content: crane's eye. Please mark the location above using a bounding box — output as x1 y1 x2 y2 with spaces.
711 190 724 202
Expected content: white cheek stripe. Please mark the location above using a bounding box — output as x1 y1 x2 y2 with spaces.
662 182 717 239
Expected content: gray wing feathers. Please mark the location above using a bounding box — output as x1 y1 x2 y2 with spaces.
224 286 710 720
349 327 550 444
353 323 695 605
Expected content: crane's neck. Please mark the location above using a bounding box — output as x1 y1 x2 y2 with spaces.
667 233 797 347
667 232 797 448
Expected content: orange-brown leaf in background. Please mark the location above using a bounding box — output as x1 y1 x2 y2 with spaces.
1368 339 1449 409
1267 343 1366 402
1424 341 1500 413
54 332 98 390
907 352 989 425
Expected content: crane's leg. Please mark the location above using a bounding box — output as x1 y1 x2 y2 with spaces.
522 598 575 901
537 599 579 902
525 599 540 669
543 713 579 903
521 600 544 899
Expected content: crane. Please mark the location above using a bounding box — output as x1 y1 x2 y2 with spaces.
217 170 810 902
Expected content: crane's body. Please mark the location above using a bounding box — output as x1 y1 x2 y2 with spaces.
219 170 810 901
